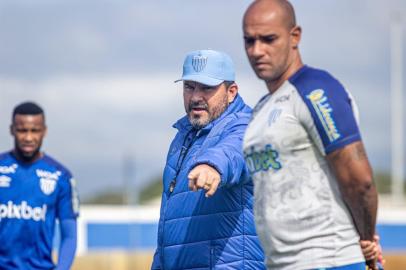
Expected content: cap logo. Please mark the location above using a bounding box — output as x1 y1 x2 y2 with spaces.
192 55 208 72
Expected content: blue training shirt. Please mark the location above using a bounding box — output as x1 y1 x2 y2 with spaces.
0 151 79 270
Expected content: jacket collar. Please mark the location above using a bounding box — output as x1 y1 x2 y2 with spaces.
173 94 245 133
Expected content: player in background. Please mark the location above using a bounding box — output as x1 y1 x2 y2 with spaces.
0 102 79 270
242 0 383 269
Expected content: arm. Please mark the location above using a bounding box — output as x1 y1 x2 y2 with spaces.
191 117 250 188
55 174 80 270
326 141 377 241
56 219 77 270
188 117 250 197
327 141 378 269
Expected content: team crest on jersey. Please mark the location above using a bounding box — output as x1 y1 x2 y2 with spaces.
192 55 208 72
306 89 341 142
40 178 57 195
0 175 11 187
36 169 61 195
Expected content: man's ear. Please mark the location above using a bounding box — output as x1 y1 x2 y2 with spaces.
227 83 238 103
291 25 302 49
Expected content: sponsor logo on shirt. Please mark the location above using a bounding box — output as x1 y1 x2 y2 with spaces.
0 164 18 174
36 169 61 195
0 201 47 222
0 175 11 187
274 95 290 103
36 169 61 180
306 89 341 142
244 145 282 175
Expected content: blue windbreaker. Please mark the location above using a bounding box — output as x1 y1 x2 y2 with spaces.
152 94 265 269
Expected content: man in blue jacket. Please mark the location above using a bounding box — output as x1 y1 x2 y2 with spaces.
151 49 265 269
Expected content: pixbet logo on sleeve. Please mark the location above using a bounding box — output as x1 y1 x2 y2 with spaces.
0 201 47 222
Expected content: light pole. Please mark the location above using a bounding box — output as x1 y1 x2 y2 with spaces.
390 15 404 204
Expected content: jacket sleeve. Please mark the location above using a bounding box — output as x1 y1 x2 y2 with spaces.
151 248 161 270
191 115 250 187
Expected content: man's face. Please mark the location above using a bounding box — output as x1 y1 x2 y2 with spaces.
10 114 47 161
183 81 233 129
243 7 295 83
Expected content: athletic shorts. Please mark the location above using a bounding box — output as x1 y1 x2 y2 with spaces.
314 262 366 270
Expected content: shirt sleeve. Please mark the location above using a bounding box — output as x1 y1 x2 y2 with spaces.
294 72 362 155
57 173 80 220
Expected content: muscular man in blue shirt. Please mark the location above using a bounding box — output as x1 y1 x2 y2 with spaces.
0 102 79 270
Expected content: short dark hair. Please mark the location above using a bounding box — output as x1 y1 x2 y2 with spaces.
223 81 235 88
12 101 45 120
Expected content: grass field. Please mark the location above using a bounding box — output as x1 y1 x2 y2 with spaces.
70 251 406 270
71 251 153 270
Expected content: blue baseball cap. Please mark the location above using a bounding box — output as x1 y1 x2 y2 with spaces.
175 49 235 86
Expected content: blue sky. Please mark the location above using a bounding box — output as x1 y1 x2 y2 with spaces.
0 0 405 199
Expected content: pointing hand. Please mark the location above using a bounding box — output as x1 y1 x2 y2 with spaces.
188 164 221 198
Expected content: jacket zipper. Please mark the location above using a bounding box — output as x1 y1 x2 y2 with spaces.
160 129 198 267
168 129 199 195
